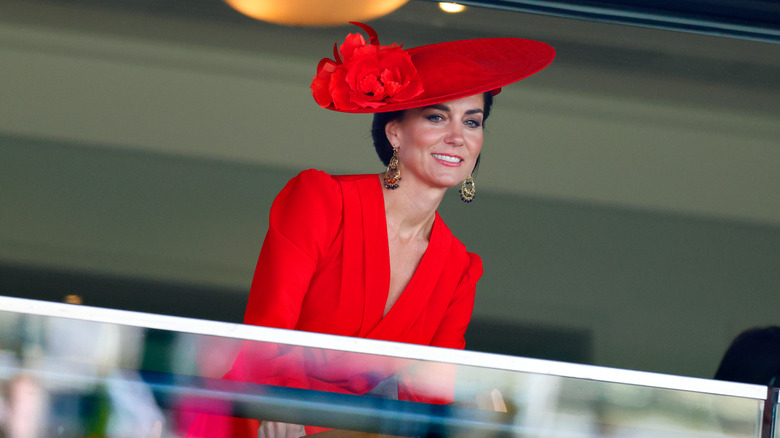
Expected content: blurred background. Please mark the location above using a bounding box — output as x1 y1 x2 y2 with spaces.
1 0 779 380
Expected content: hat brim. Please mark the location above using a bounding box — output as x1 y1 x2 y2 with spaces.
325 37 555 114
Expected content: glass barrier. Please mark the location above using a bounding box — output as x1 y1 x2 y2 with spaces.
0 296 771 437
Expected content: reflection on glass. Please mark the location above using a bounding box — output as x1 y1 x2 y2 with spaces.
0 311 165 437
0 301 769 437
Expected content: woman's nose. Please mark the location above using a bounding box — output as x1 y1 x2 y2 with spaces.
444 124 465 146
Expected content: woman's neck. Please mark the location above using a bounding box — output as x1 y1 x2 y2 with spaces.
379 173 444 243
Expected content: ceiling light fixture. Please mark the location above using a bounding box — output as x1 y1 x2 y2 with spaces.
439 2 466 13
224 0 411 26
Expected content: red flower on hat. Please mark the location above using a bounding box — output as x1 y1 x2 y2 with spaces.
311 23 424 111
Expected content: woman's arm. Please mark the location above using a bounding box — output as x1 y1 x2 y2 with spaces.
430 252 482 349
244 169 343 329
186 170 342 437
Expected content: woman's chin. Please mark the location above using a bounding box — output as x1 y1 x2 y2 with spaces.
439 177 466 190
408 170 467 191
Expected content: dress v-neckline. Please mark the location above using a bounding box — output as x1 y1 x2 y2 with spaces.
374 175 439 321
342 173 451 340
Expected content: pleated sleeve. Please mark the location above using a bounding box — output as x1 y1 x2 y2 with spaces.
186 170 343 438
244 169 343 329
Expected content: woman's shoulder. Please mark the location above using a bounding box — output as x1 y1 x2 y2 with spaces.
331 172 380 186
433 214 482 267
281 170 380 203
294 170 382 200
272 169 343 220
276 169 380 214
278 169 342 202
268 170 344 259
289 169 377 187
289 168 339 187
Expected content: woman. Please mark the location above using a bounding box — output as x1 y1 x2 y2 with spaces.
187 23 554 437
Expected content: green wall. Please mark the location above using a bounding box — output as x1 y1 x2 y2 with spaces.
3 134 778 379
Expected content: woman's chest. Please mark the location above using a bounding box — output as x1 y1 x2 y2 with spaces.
296 239 445 343
386 238 428 316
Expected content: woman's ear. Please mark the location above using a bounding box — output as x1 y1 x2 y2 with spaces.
385 120 400 147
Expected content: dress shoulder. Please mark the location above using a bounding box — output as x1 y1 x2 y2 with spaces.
286 168 340 194
434 214 483 281
268 169 343 260
271 169 341 216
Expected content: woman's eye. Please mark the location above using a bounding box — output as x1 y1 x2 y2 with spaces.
427 114 444 122
465 119 482 128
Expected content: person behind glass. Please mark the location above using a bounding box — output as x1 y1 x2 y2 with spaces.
187 22 555 437
714 325 780 387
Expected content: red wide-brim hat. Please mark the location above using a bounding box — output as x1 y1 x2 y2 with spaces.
310 22 555 113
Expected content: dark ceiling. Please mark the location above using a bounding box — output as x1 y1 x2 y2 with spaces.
464 0 780 43
20 0 780 43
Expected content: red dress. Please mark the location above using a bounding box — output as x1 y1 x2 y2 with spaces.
187 169 482 436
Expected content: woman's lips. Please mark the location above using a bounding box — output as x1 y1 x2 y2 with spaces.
432 153 463 166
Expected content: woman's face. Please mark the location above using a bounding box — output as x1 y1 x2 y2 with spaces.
386 94 484 190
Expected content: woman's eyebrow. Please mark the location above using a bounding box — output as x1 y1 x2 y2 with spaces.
424 104 484 115
425 104 450 112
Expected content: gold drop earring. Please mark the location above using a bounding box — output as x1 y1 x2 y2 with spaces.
383 147 401 190
459 174 475 203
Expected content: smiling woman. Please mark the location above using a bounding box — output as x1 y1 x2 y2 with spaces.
386 96 485 193
377 94 492 198
371 91 493 183
187 22 554 438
